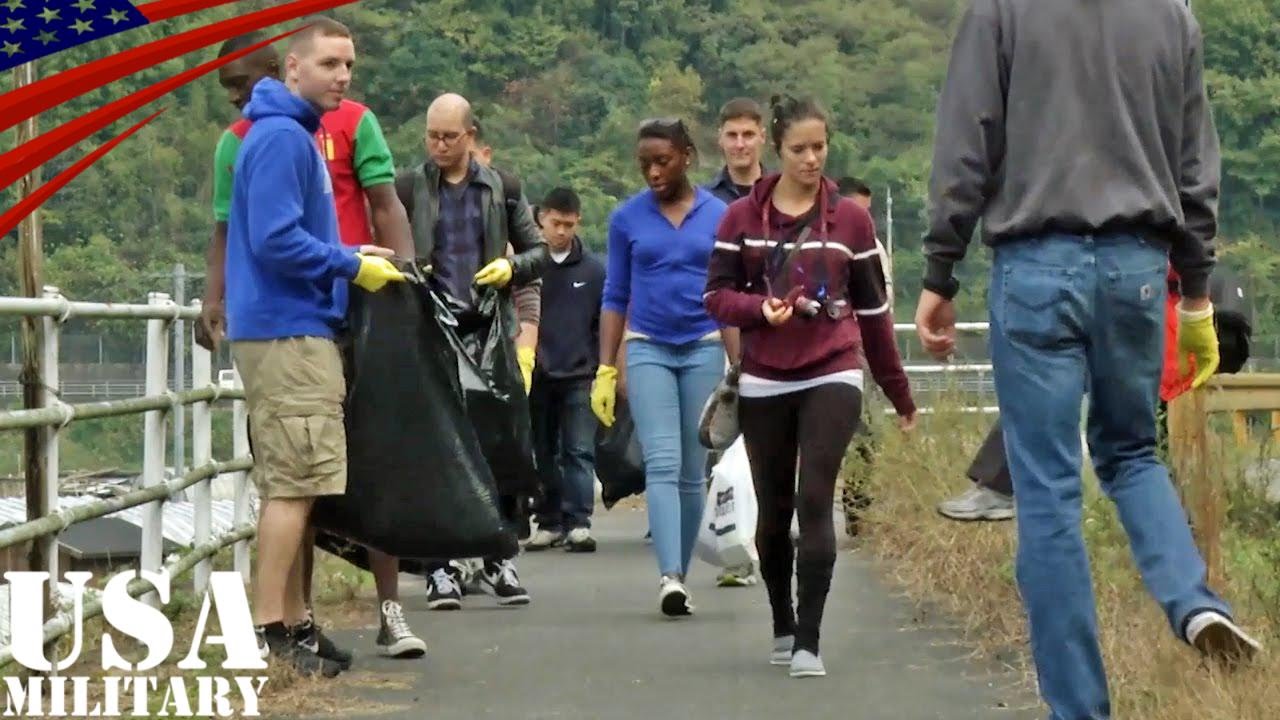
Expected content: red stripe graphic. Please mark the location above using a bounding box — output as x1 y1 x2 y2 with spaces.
0 110 166 240
136 0 247 23
0 32 295 191
0 0 361 134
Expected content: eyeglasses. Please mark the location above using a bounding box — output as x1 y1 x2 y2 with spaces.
426 130 468 146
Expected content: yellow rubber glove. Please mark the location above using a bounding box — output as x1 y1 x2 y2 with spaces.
517 346 535 394
353 255 405 292
474 257 514 288
1177 301 1220 389
591 365 619 428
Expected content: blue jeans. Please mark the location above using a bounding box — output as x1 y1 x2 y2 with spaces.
530 378 597 530
625 338 724 578
990 233 1230 720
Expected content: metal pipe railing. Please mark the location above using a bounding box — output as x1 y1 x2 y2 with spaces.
0 294 200 321
0 458 253 549
893 321 989 333
0 287 256 655
0 386 244 431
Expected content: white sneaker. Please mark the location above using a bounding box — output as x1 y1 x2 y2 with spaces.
564 527 597 553
1185 611 1261 666
526 528 565 551
659 576 693 618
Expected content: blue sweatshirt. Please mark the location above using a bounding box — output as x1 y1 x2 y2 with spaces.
602 187 727 345
225 78 361 342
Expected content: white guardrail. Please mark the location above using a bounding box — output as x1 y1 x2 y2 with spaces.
0 287 254 669
891 321 997 415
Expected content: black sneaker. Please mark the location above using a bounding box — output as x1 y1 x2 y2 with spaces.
292 616 352 670
257 623 343 678
426 568 463 611
481 559 531 605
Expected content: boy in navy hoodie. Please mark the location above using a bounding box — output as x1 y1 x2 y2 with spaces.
224 18 404 678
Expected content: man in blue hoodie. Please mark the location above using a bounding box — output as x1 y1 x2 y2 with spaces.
224 17 405 678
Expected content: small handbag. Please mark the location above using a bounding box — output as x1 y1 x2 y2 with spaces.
698 363 742 451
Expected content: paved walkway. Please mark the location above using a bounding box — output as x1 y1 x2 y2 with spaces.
298 508 1041 720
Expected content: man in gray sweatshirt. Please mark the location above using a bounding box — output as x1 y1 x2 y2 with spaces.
913 2 1259 717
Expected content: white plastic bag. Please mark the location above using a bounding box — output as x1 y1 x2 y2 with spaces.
695 438 758 569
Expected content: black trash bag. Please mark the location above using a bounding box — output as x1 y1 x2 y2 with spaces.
311 278 518 562
1209 268 1252 374
448 288 540 498
595 396 646 510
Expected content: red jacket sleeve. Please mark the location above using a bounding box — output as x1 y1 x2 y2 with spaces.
1160 267 1189 402
704 210 768 330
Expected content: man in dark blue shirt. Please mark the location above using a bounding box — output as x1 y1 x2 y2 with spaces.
704 97 767 205
525 188 606 553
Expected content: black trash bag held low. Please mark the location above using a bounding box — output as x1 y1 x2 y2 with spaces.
450 288 540 498
1209 268 1252 374
596 396 646 510
311 277 518 562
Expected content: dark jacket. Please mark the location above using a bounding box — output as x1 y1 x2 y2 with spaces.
704 164 766 206
395 160 550 330
704 174 915 417
534 237 605 382
924 0 1218 299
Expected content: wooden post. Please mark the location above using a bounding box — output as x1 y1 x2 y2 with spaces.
13 62 49 596
1169 388 1222 586
1167 392 1195 506
1272 410 1280 445
1232 411 1248 446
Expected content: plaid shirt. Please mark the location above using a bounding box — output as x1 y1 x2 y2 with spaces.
433 159 486 304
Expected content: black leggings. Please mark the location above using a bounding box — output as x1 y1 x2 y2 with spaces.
740 383 863 655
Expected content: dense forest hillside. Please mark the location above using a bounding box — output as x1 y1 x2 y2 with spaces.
2 0 1277 335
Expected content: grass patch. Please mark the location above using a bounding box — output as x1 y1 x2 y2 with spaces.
851 392 1280 719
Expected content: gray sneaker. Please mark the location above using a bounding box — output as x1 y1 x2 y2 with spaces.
937 486 1014 521
770 635 794 666
1185 611 1261 667
790 649 826 678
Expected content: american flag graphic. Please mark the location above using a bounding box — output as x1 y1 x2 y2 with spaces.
0 0 360 237
0 0 150 73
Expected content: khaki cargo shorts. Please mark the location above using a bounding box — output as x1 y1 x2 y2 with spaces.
232 337 347 499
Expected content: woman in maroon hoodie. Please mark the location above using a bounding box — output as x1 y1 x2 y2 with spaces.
704 95 917 678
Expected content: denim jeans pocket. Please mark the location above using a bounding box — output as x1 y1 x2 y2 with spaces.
998 266 1076 349
1102 261 1167 338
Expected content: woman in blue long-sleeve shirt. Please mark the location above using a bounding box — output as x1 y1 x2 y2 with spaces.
590 118 736 617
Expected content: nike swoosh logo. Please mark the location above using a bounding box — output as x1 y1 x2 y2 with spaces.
573 281 587 288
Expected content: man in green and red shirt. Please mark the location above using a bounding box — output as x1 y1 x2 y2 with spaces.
203 32 413 347
202 28 424 664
